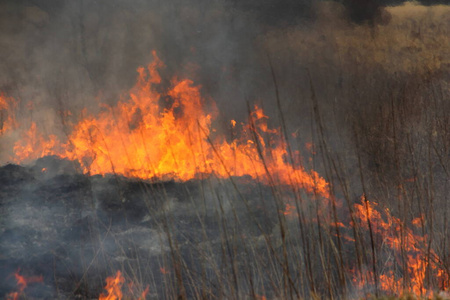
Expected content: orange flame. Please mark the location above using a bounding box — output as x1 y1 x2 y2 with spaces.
352 199 448 297
99 271 148 300
10 51 329 200
6 270 43 300
4 51 447 298
0 93 18 134
13 122 59 161
99 271 125 300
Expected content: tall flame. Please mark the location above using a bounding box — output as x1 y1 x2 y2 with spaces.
11 51 329 198
3 51 448 298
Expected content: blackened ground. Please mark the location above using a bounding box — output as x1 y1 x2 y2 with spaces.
0 156 284 299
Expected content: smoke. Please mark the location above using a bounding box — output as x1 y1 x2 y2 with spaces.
1 0 449 298
0 0 263 127
0 0 447 143
0 0 377 135
0 0 319 163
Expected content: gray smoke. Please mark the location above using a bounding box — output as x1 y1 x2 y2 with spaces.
1 0 449 298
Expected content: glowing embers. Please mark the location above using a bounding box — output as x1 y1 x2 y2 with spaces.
99 271 148 300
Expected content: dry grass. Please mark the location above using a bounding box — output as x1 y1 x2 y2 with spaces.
2 2 449 299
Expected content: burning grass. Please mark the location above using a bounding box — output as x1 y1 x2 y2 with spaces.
0 1 449 299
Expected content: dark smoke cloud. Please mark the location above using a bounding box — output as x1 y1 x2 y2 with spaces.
342 0 447 24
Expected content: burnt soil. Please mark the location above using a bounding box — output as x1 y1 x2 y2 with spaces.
0 156 282 299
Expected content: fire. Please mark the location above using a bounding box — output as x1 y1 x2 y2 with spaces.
352 199 449 297
9 51 329 199
0 93 17 134
99 271 124 300
283 203 296 216
3 51 448 298
99 271 148 300
13 122 59 161
6 270 43 300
